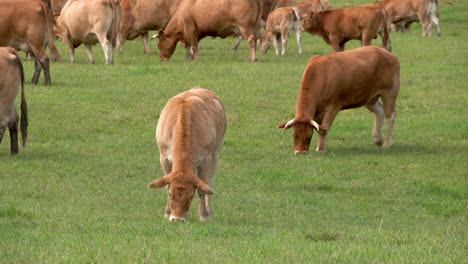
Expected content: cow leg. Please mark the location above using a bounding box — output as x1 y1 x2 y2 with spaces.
32 57 42 85
142 32 150 54
295 27 302 55
84 45 95 64
366 101 384 146
381 94 397 149
361 31 373 46
9 118 19 155
232 35 243 51
281 34 288 56
273 36 280 56
160 157 172 218
0 126 5 145
39 56 52 86
430 14 441 36
316 109 339 153
100 39 113 64
246 34 257 63
197 159 217 221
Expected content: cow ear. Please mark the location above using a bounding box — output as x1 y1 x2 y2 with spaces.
196 179 214 195
278 119 295 130
148 175 170 189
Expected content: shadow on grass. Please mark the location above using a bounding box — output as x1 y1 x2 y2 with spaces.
329 143 461 157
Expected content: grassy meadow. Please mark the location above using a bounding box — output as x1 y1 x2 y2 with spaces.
1 0 466 263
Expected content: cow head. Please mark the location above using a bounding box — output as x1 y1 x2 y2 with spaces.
259 34 272 54
148 171 214 222
301 12 319 33
157 30 181 61
278 118 320 154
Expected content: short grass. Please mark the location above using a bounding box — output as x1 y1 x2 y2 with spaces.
1 0 466 263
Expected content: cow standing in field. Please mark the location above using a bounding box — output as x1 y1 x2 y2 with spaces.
297 0 331 18
0 0 55 85
118 0 183 54
157 0 262 62
301 5 392 52
261 7 302 55
278 46 400 154
57 0 121 64
148 87 227 222
375 0 454 36
0 48 28 155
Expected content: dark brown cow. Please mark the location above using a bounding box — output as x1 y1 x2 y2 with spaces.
118 0 183 54
0 0 56 85
0 48 28 155
278 46 400 154
157 0 262 62
148 87 226 222
301 5 392 52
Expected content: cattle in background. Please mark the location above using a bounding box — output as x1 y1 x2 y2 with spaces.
301 5 392 52
0 0 55 85
118 0 183 54
278 46 399 154
148 87 227 222
297 0 331 19
157 0 262 62
0 48 28 155
375 0 454 36
261 7 302 55
57 0 121 64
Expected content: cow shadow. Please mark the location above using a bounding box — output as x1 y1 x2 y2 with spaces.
328 143 461 157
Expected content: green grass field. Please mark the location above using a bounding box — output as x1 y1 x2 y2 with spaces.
1 0 466 263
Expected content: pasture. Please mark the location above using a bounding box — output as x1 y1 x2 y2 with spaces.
1 0 466 262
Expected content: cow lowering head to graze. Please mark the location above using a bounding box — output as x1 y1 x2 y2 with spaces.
118 0 183 54
261 7 302 55
157 0 262 63
58 0 121 64
0 48 28 155
301 4 392 53
278 46 399 154
148 87 227 222
0 0 56 85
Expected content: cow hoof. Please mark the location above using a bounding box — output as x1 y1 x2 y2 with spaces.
249 58 257 63
315 148 326 153
199 216 212 222
382 142 392 148
374 140 383 147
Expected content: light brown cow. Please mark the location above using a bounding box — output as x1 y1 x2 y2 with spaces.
0 48 28 155
301 5 392 52
58 0 121 64
375 0 454 36
118 0 183 54
0 0 55 85
297 0 331 19
148 87 227 222
278 46 399 154
157 0 262 62
261 7 302 55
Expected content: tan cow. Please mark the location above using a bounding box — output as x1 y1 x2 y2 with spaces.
278 46 400 154
58 0 121 64
157 0 262 62
0 48 28 155
148 87 227 222
375 0 454 36
301 5 392 52
0 0 55 85
118 0 183 54
297 0 331 19
261 7 302 55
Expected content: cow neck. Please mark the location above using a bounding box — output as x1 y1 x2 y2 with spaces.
295 86 317 120
171 100 194 173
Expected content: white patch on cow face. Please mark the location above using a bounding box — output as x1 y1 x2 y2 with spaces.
169 215 186 222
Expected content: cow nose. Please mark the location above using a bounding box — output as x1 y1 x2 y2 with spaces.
295 150 308 155
169 215 186 222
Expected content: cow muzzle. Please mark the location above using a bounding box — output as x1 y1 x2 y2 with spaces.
169 215 186 222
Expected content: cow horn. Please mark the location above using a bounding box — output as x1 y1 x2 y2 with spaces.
284 119 295 129
150 34 158 41
310 120 320 131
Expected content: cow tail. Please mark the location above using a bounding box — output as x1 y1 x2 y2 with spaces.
14 54 28 148
254 0 263 39
292 6 301 21
42 3 62 61
382 8 391 52
106 0 120 46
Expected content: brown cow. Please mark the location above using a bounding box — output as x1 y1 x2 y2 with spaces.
148 87 227 222
297 0 331 19
157 0 262 62
261 7 302 55
58 0 121 64
0 48 28 155
278 46 400 154
0 0 55 85
375 0 454 36
118 0 183 54
301 5 392 52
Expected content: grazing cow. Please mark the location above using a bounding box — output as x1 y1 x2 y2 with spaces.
301 5 392 52
278 46 400 154
57 0 121 64
261 7 302 55
0 0 55 85
0 48 28 155
148 87 227 222
157 0 262 62
118 0 183 54
375 0 454 36
297 0 331 19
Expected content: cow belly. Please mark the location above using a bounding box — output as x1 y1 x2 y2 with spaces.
8 40 31 53
83 34 100 45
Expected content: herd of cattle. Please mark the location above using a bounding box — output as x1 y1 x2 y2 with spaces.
0 0 453 222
